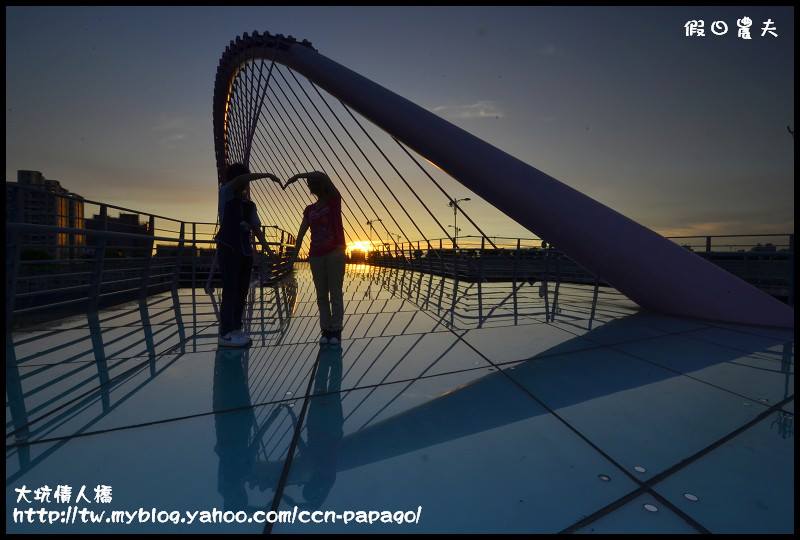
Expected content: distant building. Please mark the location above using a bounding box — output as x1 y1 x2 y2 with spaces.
6 170 85 259
750 243 777 253
85 212 153 258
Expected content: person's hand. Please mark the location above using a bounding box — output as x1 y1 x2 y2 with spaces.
283 171 327 189
282 173 303 189
259 172 283 186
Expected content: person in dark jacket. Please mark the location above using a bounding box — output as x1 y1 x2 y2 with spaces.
214 163 278 347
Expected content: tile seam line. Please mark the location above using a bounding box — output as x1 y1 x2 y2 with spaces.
438 318 712 532
263 348 322 534
6 359 503 448
559 393 793 533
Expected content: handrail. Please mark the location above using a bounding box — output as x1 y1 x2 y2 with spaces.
373 233 794 253
6 222 292 247
7 182 295 232
5 220 297 327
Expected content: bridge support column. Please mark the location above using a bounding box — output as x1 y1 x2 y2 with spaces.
283 43 792 328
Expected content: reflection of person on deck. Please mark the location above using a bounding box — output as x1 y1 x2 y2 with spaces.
213 345 343 511
255 348 344 510
282 347 344 510
213 347 284 510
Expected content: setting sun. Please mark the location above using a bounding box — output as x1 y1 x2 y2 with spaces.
346 240 374 255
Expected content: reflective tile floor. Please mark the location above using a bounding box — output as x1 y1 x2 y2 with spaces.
5 264 794 533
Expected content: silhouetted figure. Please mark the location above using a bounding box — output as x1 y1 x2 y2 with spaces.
210 164 278 347
287 171 346 346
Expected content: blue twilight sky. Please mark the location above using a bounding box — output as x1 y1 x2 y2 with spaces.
5 6 794 238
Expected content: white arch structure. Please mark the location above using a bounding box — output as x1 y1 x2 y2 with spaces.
213 32 793 328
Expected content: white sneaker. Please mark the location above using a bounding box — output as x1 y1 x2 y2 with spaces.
219 331 249 347
233 329 252 345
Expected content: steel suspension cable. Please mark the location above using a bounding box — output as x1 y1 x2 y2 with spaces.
250 105 361 247
258 82 371 243
391 137 498 249
258 86 371 244
270 67 399 250
334 95 456 246
301 75 442 248
244 59 276 166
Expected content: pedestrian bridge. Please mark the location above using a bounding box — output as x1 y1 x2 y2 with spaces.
5 263 794 532
4 31 794 533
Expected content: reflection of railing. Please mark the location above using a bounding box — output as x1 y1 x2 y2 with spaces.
355 263 632 332
366 233 794 304
5 221 296 329
365 267 636 330
5 276 300 483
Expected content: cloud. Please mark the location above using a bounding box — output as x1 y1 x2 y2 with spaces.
152 115 189 148
432 101 504 120
655 219 794 238
160 133 185 143
152 116 188 132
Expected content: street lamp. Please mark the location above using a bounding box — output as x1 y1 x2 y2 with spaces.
448 197 470 248
448 224 461 249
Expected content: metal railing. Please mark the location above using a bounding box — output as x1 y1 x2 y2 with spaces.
364 233 794 305
5 183 300 328
5 221 296 330
370 233 795 255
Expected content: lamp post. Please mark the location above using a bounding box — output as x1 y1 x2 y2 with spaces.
448 197 470 249
448 225 461 250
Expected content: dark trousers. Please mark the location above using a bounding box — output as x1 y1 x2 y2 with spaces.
218 244 253 336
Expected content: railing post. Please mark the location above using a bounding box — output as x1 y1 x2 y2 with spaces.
589 276 600 330
6 228 22 333
88 205 108 313
416 270 423 304
191 222 197 351
513 238 520 325
438 241 444 278
140 216 156 303
552 248 562 321
789 234 794 306
705 236 712 253
425 266 433 309
542 242 550 318
451 270 459 328
191 222 197 291
478 237 484 328
173 222 185 293
438 273 445 314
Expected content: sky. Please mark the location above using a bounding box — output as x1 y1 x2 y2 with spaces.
5 6 795 240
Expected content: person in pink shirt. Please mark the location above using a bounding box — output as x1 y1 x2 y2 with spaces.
288 171 346 346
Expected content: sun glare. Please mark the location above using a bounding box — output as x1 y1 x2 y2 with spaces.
346 240 374 255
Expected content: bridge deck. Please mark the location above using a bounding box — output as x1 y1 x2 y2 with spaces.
5 264 794 533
